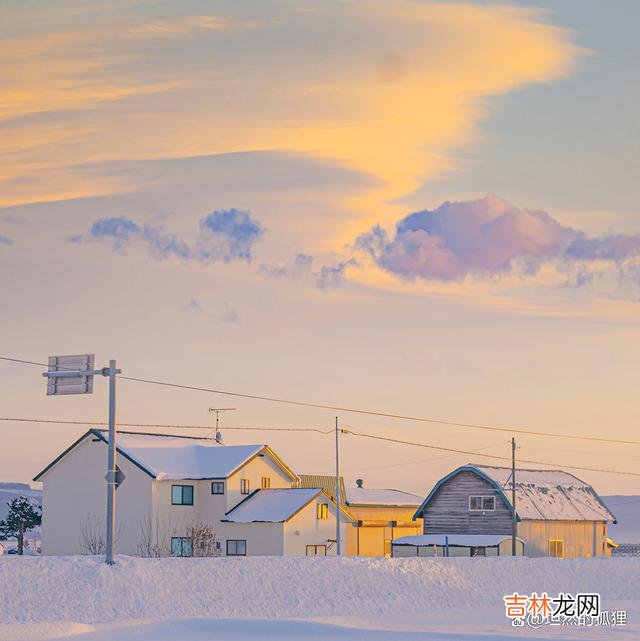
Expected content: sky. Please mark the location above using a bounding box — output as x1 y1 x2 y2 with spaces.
1 0 639 496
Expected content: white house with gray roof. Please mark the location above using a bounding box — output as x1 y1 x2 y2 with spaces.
407 464 616 558
34 429 351 557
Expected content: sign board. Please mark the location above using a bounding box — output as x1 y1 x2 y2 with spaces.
46 354 95 395
105 466 126 490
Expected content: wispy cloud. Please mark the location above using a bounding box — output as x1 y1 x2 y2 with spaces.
261 253 357 289
221 308 240 324
0 235 13 246
74 209 263 263
198 209 264 263
356 195 640 284
128 15 229 39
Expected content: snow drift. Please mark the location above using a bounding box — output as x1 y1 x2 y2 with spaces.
1 556 638 626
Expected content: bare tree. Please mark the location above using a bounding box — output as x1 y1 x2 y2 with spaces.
79 515 122 555
79 515 105 555
137 513 175 558
188 522 218 557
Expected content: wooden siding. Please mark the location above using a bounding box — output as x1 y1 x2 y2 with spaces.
518 520 608 558
421 471 513 535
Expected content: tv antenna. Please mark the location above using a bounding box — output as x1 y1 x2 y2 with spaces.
208 407 236 443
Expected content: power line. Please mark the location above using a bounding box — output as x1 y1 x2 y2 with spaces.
2 415 637 479
0 417 333 434
342 429 640 478
3 355 638 446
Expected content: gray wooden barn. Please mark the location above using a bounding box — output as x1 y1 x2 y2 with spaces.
410 464 616 558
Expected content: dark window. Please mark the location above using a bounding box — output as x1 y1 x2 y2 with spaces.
469 495 495 511
227 539 247 556
211 481 225 495
317 503 328 519
261 477 271 489
241 479 250 495
306 545 327 556
171 537 193 557
172 485 194 505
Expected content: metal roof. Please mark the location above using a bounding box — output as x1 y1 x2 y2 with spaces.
414 464 616 523
294 474 346 505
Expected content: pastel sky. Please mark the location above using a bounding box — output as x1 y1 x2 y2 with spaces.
1 0 639 495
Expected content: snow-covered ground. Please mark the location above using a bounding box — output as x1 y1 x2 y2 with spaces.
0 556 638 640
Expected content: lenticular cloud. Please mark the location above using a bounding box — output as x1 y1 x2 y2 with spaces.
357 195 640 281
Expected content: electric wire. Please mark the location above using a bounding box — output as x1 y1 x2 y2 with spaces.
2 355 638 446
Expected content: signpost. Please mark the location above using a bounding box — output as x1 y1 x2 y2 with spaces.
43 355 121 565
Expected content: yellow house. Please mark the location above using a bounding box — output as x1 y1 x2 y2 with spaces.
295 475 422 556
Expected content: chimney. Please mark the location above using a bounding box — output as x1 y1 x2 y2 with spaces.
356 479 364 488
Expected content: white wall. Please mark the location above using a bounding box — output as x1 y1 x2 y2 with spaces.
225 452 294 512
220 522 284 556
284 495 351 556
40 435 153 556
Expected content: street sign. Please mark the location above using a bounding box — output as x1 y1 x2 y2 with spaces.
43 355 122 565
105 466 125 490
45 354 95 395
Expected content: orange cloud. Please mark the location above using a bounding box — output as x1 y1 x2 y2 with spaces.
0 0 581 235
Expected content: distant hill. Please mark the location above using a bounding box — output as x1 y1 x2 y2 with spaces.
0 482 42 522
603 495 640 543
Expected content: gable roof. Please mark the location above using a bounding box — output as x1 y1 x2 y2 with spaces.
294 474 346 504
345 488 422 507
222 488 322 523
222 488 355 523
34 429 297 482
414 464 615 523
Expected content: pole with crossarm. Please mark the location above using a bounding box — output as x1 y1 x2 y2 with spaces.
43 355 121 565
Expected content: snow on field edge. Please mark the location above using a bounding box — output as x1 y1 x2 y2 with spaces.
1 556 638 626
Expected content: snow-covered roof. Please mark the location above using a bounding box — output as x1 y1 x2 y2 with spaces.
416 464 615 522
34 430 297 482
98 431 267 480
345 488 422 507
393 534 525 547
222 488 322 523
473 464 615 522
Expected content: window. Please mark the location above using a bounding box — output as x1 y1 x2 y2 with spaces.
306 545 327 556
469 495 495 511
549 539 564 558
241 479 250 495
317 503 328 520
261 476 271 489
211 481 225 495
171 485 194 505
171 537 192 557
227 539 247 556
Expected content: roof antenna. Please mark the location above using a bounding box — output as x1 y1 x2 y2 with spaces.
208 408 236 445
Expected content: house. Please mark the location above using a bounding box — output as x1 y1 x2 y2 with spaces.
295 475 422 556
410 464 616 558
34 429 351 557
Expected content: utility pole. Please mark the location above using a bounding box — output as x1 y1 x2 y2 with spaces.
335 416 341 556
105 359 118 565
43 354 122 566
511 436 517 556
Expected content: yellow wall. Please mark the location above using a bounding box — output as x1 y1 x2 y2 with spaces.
345 505 422 557
518 520 608 558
